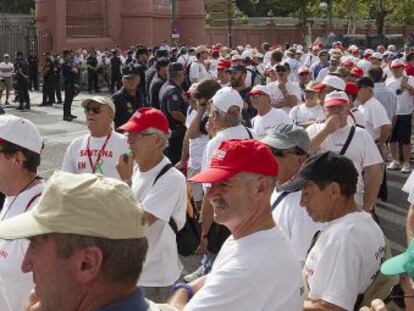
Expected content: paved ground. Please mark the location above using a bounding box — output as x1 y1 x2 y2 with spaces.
1 90 410 276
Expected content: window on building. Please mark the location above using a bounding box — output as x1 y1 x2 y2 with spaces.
66 0 106 38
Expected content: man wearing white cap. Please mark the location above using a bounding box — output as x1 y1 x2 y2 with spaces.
386 59 414 173
307 91 383 212
312 75 346 103
61 96 128 179
249 85 291 139
0 171 178 311
0 115 44 311
189 46 210 83
357 49 374 73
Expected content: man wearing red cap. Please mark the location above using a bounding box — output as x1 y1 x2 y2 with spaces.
168 139 303 311
216 59 231 86
307 91 383 212
116 107 187 302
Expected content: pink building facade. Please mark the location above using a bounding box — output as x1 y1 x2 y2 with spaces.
35 0 207 53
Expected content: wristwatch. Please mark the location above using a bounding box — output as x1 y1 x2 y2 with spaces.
171 282 194 300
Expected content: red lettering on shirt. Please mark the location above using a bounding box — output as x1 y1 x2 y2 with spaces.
78 149 113 159
0 249 8 258
78 161 86 170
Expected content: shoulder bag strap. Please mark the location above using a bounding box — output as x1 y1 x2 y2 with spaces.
271 191 290 211
153 163 173 186
339 126 356 156
244 126 253 139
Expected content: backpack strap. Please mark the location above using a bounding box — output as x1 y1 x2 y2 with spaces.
271 191 290 211
244 126 253 139
339 126 355 156
24 193 42 212
153 163 173 186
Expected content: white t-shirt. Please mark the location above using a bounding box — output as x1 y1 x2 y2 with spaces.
177 54 190 68
306 123 383 206
348 108 366 128
61 131 128 179
289 104 325 125
0 183 44 311
132 157 187 287
315 67 329 82
184 227 304 311
189 61 209 83
357 97 391 140
271 190 327 265
402 171 414 203
0 62 14 78
267 80 302 114
185 108 209 170
251 108 292 139
304 212 386 311
202 124 255 171
385 76 414 115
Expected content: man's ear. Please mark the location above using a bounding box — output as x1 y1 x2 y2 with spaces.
74 246 103 284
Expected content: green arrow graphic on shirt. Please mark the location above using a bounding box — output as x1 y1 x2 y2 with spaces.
95 160 104 174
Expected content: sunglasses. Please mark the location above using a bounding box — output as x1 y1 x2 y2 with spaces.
270 146 307 157
84 107 101 114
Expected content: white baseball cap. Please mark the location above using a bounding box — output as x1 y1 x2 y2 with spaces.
81 96 115 113
313 75 346 92
324 91 349 107
212 87 243 113
241 49 253 60
249 85 271 97
0 115 43 154
390 59 405 68
370 52 383 60
298 66 310 75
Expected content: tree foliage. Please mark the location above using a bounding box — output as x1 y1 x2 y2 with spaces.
0 0 35 14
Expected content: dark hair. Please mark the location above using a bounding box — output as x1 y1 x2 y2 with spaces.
193 79 221 100
313 179 356 197
54 233 149 286
407 52 414 62
0 140 41 173
356 77 374 89
367 67 383 83
271 50 284 63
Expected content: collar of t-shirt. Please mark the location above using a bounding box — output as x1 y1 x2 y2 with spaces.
136 156 171 179
94 288 148 311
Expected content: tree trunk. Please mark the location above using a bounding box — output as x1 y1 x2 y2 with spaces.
375 11 386 35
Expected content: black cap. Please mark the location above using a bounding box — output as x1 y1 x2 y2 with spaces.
156 49 169 58
136 46 149 56
280 151 358 192
156 57 171 70
356 77 374 89
229 64 247 73
168 62 184 73
122 64 143 77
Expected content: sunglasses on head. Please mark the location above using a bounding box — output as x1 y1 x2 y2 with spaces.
84 107 101 114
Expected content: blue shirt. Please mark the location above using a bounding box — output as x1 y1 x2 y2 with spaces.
94 288 149 311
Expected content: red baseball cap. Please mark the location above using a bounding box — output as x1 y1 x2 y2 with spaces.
189 139 278 183
341 59 354 67
345 82 359 98
350 67 364 78
217 59 231 70
118 107 169 134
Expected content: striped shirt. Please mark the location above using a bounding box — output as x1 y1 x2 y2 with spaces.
373 82 397 122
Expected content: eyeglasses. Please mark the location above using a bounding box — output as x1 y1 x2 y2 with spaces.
84 107 101 114
125 132 157 140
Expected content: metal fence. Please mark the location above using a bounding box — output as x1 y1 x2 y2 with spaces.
66 0 107 38
0 14 37 56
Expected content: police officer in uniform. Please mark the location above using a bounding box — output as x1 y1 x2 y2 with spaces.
52 55 62 104
15 51 30 110
134 46 150 101
112 65 145 129
145 48 169 103
149 57 170 109
110 49 122 94
61 50 78 121
27 51 39 91
40 54 54 106
87 50 99 93
159 62 188 164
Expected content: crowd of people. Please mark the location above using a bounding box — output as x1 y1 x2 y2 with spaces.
1 39 414 310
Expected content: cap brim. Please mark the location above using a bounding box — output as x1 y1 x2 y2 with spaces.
260 136 295 150
117 121 144 133
279 175 310 192
249 90 269 96
188 167 236 183
0 210 52 240
324 99 349 107
380 253 407 275
312 83 326 91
